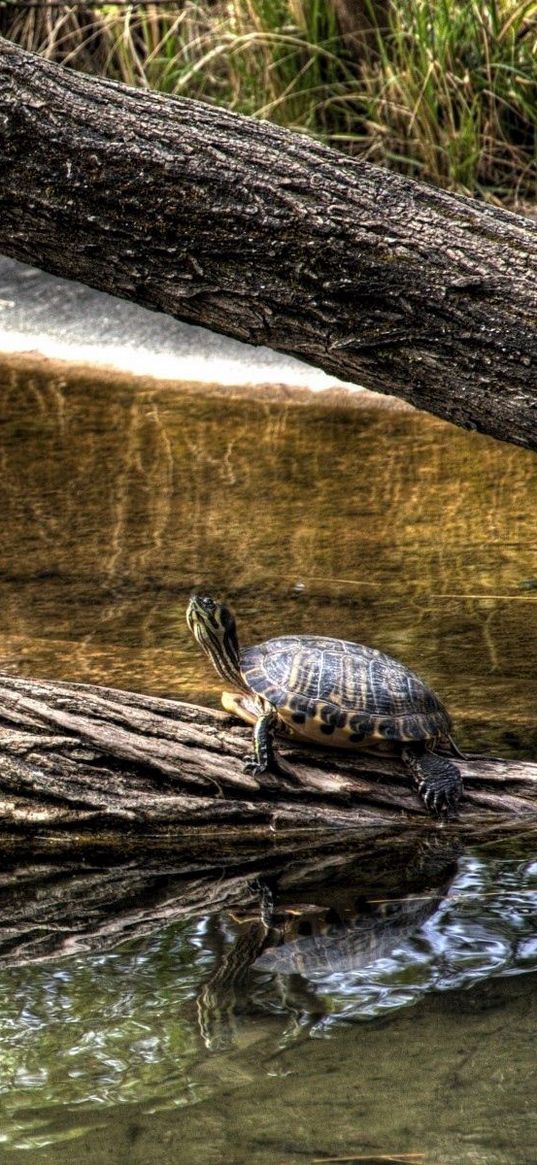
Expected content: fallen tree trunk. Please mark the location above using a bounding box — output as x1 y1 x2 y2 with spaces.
0 673 536 858
1 40 537 449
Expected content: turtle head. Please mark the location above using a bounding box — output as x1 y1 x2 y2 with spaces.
186 594 242 686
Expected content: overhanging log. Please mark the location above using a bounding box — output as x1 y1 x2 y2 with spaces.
1 40 537 449
0 673 536 857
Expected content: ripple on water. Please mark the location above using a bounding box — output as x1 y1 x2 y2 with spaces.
0 359 536 1162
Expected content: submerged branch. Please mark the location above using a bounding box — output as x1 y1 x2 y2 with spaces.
0 673 535 858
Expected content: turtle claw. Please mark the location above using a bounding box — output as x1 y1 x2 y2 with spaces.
403 748 463 817
243 755 267 777
422 784 456 817
243 750 294 784
417 758 463 818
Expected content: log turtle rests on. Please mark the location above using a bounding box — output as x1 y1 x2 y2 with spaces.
186 595 463 815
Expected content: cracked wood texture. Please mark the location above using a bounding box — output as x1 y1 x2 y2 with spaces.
1 40 537 449
0 673 536 857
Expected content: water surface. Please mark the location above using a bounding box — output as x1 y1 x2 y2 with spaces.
0 356 537 1163
1 357 536 753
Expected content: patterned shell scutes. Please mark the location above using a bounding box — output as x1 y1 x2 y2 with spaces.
240 635 451 743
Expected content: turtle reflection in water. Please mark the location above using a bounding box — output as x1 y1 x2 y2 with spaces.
197 881 274 1052
196 880 450 1050
186 594 463 814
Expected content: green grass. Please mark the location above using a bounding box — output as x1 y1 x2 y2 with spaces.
96 0 352 140
356 0 537 201
1 0 536 203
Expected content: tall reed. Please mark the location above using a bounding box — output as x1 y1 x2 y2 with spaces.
357 0 537 201
1 0 535 202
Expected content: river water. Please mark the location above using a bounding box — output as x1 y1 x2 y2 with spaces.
0 355 537 1163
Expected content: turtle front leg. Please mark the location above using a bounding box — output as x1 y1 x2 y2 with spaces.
402 747 463 816
223 695 288 781
244 710 279 777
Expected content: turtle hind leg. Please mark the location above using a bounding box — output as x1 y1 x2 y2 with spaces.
402 747 463 816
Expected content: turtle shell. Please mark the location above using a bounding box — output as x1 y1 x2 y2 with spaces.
239 635 451 747
254 893 438 977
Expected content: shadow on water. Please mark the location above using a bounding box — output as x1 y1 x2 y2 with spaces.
0 356 537 1162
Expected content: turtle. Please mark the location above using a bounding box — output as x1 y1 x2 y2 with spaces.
186 594 463 814
253 889 443 979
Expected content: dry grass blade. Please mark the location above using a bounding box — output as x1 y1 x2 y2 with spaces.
0 0 535 200
311 1153 426 1164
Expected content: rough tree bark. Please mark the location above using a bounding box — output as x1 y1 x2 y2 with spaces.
0 673 535 860
0 39 537 449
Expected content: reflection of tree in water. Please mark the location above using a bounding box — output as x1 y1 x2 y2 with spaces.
1 362 536 596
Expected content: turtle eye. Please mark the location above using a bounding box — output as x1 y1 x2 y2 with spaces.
193 594 218 623
187 594 217 633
